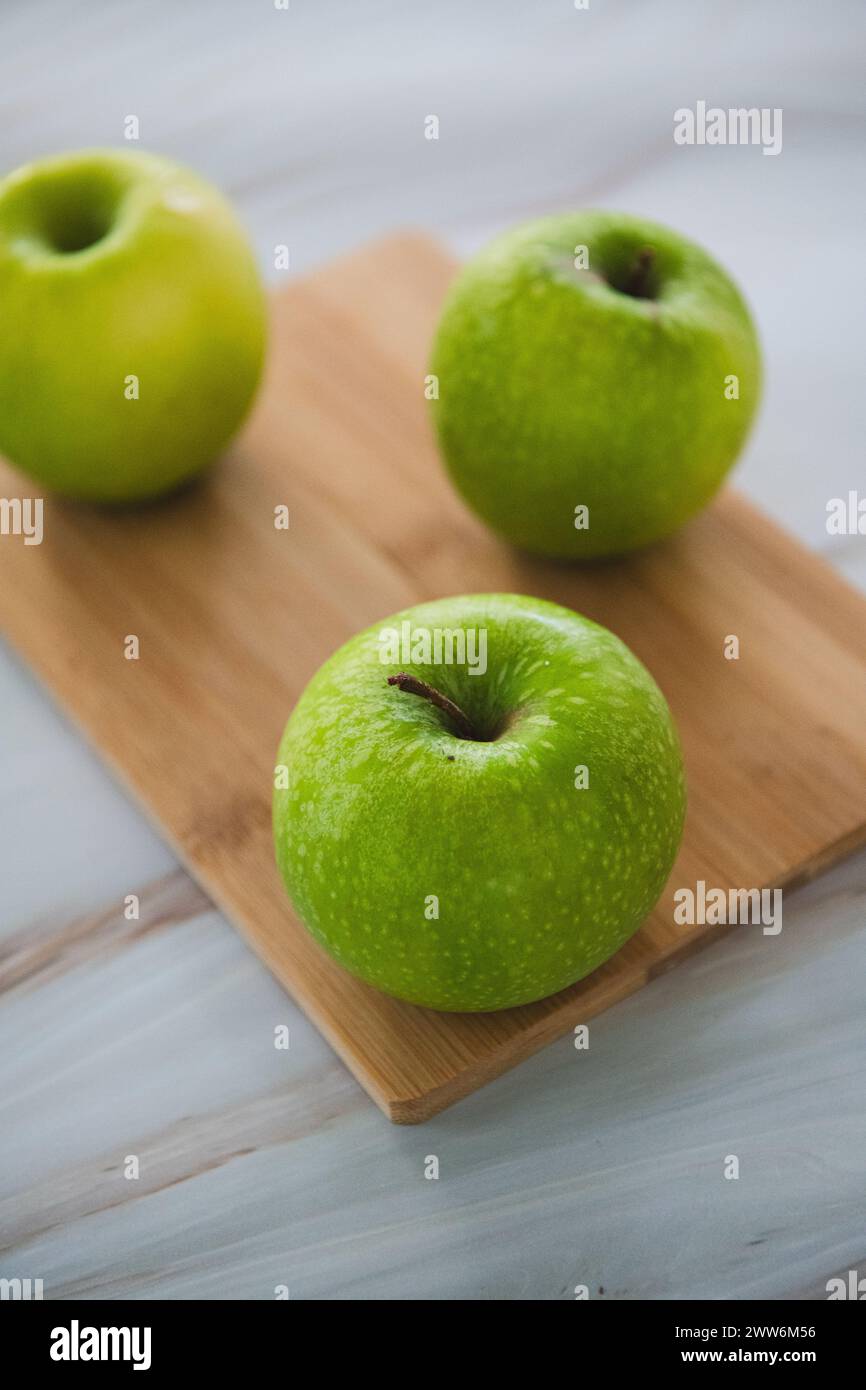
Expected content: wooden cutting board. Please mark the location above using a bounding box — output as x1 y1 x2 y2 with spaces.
2 233 866 1124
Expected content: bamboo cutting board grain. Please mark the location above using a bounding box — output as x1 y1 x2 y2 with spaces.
2 234 866 1123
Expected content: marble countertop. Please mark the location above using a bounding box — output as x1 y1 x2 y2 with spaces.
1 0 865 1300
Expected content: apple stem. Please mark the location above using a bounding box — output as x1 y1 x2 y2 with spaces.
623 245 656 299
387 673 476 741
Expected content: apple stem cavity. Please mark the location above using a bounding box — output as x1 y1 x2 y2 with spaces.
622 245 656 300
387 672 477 741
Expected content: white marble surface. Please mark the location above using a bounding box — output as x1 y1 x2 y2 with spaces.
1 0 865 1301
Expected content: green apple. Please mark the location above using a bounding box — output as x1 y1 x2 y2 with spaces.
273 593 685 1011
0 148 266 501
429 211 762 558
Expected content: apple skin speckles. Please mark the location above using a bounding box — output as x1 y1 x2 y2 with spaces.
273 593 686 1012
0 148 265 501
429 210 762 559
